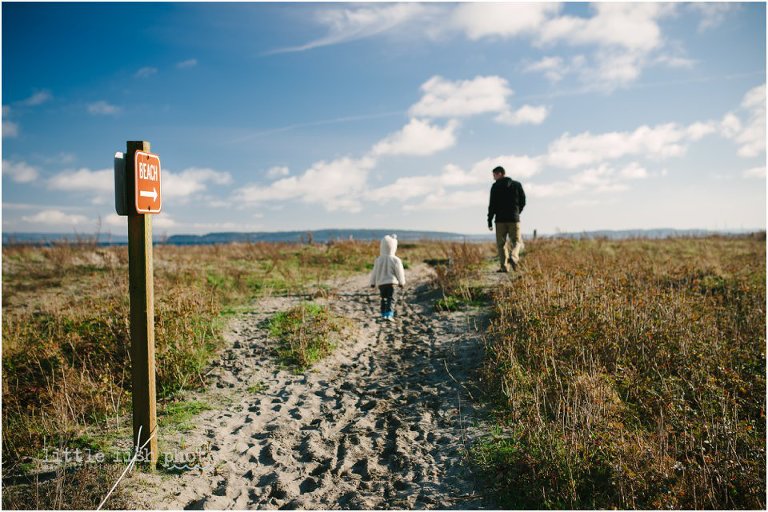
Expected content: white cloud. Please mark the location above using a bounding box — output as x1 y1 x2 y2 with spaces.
509 7 676 91
367 154 542 204
451 3 561 40
618 162 649 180
720 113 742 138
524 56 566 82
468 155 542 181
439 163 480 187
236 156 375 212
538 3 671 52
525 181 582 199
269 3 426 54
720 84 766 157
736 84 766 157
570 198 605 207
371 118 459 156
546 122 712 169
49 168 112 192
266 3 678 91
3 106 18 138
526 162 642 199
742 83 765 111
2 160 39 183
20 90 52 106
594 182 629 194
22 209 89 226
686 121 717 141
571 165 630 193
4 202 83 212
135 67 158 78
495 104 550 126
587 49 645 89
87 101 121 115
266 166 290 179
409 75 513 118
404 189 487 211
692 3 737 32
104 213 127 228
654 54 696 69
2 120 18 138
532 4 676 91
368 175 436 202
572 165 614 186
346 83 765 213
153 215 177 229
177 59 198 69
163 167 232 200
367 166 462 204
743 166 766 179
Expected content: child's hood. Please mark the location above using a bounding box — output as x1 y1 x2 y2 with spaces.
379 234 398 257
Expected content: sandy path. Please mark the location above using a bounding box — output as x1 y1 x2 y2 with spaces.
135 264 491 509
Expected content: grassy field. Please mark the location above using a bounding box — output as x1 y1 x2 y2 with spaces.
2 235 764 509
474 235 766 509
1 239 435 508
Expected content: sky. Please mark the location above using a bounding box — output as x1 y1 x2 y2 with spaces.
2 2 766 236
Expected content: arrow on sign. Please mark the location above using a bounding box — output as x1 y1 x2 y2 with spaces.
139 188 158 201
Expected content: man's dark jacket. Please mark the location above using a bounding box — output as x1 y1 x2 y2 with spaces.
487 177 526 227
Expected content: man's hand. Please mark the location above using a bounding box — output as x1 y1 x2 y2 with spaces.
488 225 493 231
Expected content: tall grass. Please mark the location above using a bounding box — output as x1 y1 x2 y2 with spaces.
1 239 389 508
431 242 489 310
475 237 765 509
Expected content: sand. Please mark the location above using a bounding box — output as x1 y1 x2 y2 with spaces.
131 264 492 509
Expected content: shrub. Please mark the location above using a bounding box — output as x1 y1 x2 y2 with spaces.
476 237 766 509
268 302 351 371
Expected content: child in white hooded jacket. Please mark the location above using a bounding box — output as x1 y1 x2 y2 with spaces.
369 234 406 321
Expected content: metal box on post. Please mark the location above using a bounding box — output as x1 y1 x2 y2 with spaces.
114 151 128 216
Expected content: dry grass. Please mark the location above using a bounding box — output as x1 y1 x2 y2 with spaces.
474 236 766 509
1 238 436 508
2 463 131 510
7 236 763 509
430 241 490 310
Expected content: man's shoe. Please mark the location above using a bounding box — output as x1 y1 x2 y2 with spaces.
508 258 518 271
496 268 508 273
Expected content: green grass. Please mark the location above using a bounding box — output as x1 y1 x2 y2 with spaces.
268 302 351 371
435 295 464 311
3 239 430 508
247 382 268 394
429 242 491 313
435 286 491 311
159 400 212 432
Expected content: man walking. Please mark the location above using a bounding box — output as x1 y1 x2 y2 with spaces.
487 166 526 272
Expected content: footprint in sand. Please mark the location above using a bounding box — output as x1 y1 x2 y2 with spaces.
134 264 491 509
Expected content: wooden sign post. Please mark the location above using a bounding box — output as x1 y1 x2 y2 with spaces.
126 140 159 466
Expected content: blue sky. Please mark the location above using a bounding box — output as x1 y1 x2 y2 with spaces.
2 2 765 236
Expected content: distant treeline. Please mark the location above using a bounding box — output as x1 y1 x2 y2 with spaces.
3 228 763 246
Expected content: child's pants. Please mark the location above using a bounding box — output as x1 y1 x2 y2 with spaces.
379 284 394 315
